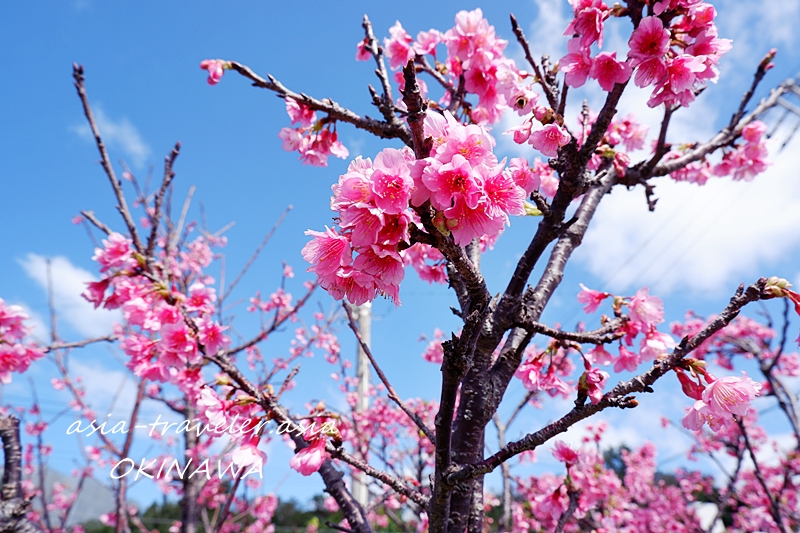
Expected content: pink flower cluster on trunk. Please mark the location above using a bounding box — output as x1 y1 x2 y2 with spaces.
302 110 535 304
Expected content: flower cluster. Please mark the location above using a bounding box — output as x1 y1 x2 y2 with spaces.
278 99 349 167
0 299 44 384
712 120 770 181
200 60 230 85
379 9 535 124
679 366 762 431
302 147 415 305
302 110 534 304
630 8 730 108
81 232 231 393
577 285 674 374
668 120 771 185
413 111 527 244
560 1 730 109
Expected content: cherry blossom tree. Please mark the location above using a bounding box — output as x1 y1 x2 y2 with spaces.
3 2 800 533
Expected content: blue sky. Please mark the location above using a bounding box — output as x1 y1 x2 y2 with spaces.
2 0 800 512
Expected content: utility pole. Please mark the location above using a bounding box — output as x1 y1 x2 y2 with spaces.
351 302 371 508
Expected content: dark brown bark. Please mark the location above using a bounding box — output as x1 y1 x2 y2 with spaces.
0 416 44 533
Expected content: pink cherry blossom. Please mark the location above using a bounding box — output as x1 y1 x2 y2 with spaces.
82 279 110 308
589 51 632 91
301 228 352 278
560 38 593 88
422 154 482 211
421 329 445 364
197 388 228 426
506 119 533 144
676 370 704 401
92 232 134 273
198 318 230 355
552 441 580 467
628 287 664 327
627 17 670 88
200 60 226 85
614 344 640 373
639 327 675 360
530 124 570 158
587 345 614 367
577 284 610 313
565 0 609 49
355 39 371 61
289 436 327 476
629 17 670 62
231 435 265 467
702 372 762 417
581 367 609 404
384 22 415 70
370 148 414 215
508 157 540 194
285 98 317 127
413 29 442 56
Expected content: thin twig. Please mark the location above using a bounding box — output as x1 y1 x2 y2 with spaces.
221 205 292 303
738 419 787 533
229 61 412 146
510 14 558 110
81 210 112 236
170 185 195 251
342 302 435 444
146 142 181 259
73 64 144 254
44 335 117 353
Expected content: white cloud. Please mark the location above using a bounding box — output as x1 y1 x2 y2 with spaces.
574 134 800 296
16 303 49 343
17 254 121 338
73 106 151 168
715 1 800 85
526 0 569 60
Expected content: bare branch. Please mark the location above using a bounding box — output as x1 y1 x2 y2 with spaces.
80 210 112 236
515 316 626 345
228 61 412 146
73 64 144 254
146 142 181 259
738 419 788 533
729 49 777 129
652 77 792 177
44 335 117 353
342 302 435 444
509 14 558 110
221 205 292 303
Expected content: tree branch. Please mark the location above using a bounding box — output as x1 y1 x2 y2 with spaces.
514 316 626 345
509 14 558 110
73 64 144 254
228 61 412 146
342 303 435 444
447 279 767 484
145 142 181 259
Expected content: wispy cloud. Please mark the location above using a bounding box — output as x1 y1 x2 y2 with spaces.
17 254 121 338
16 303 49 343
574 134 800 296
73 106 151 168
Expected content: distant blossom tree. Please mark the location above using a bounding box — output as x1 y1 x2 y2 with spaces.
2 2 800 533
